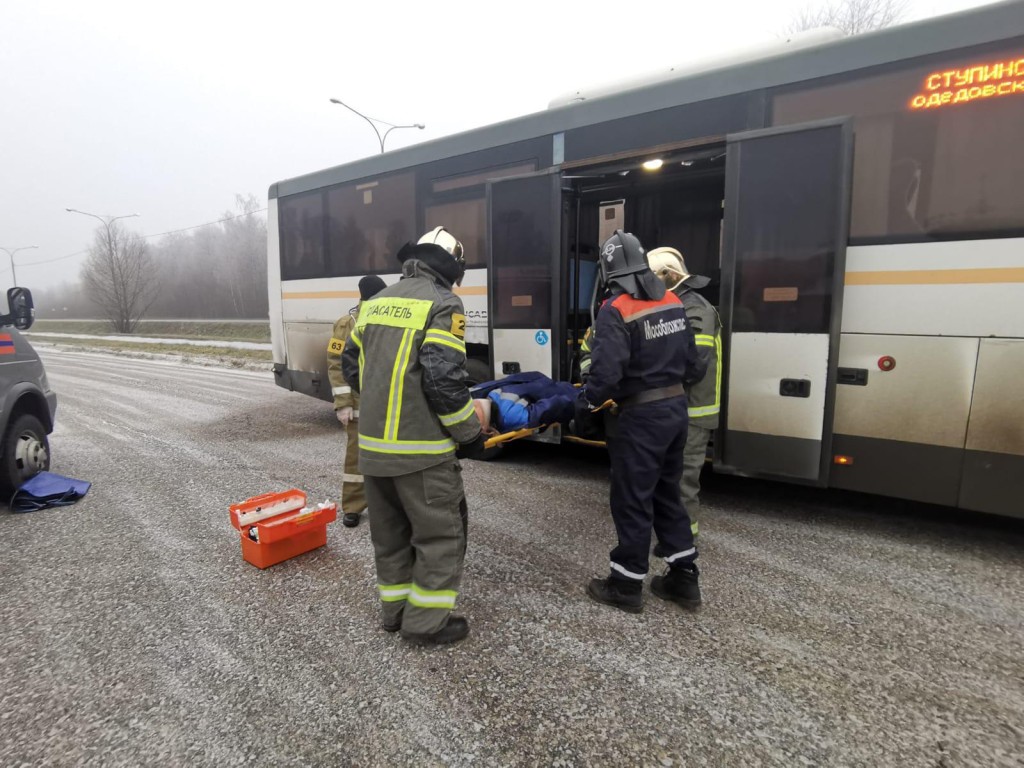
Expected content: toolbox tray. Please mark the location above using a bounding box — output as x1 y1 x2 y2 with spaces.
255 504 337 544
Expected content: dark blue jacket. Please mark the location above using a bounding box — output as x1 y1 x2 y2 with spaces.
584 289 703 407
472 372 579 430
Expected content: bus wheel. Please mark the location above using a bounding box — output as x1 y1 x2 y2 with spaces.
465 358 491 387
479 443 504 462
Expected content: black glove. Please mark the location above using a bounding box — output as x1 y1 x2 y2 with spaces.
456 432 487 460
573 389 604 441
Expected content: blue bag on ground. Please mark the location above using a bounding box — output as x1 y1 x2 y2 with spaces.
9 471 91 513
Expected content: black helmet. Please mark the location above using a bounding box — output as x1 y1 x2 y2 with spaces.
599 230 665 300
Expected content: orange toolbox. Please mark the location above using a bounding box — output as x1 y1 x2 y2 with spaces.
229 489 337 569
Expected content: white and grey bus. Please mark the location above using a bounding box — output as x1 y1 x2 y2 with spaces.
268 0 1024 518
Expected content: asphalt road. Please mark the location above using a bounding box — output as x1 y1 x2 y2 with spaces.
2 349 1022 767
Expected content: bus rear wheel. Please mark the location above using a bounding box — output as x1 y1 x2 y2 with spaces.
465 358 491 387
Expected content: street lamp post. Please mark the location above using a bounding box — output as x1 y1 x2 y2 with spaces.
0 245 38 286
328 98 425 153
65 209 139 260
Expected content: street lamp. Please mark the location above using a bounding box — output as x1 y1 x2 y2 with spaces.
0 245 38 286
66 209 139 256
329 98 424 154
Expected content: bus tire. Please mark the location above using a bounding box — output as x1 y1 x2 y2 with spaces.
465 358 491 387
479 442 504 462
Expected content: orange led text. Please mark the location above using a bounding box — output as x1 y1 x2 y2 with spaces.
909 56 1024 110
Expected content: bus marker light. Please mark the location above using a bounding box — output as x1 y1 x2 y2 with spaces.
834 455 854 466
878 356 896 371
642 158 664 171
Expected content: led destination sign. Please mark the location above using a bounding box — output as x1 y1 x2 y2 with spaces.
910 56 1024 109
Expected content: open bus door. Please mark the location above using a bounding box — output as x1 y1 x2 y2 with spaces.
486 168 572 383
717 118 853 484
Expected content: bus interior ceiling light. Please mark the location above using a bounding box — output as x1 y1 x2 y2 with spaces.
642 158 664 171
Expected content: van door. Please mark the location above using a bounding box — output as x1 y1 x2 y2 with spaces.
486 169 567 381
717 119 853 484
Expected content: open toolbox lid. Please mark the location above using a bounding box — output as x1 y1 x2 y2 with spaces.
229 489 307 531
230 489 338 545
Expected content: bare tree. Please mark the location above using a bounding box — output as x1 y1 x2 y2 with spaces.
147 195 268 319
36 196 267 322
80 220 161 333
788 0 908 36
222 194 268 318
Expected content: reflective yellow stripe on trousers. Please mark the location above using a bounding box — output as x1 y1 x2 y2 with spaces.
378 583 411 602
407 584 458 609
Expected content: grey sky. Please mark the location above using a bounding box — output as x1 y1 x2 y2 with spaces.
0 0 992 293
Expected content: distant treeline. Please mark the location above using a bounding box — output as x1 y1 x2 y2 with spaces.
35 195 269 321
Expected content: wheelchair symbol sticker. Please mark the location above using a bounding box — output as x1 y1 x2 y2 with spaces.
535 331 549 346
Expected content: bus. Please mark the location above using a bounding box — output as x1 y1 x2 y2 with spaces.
267 0 1024 519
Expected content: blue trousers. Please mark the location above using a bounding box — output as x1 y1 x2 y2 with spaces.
607 396 697 582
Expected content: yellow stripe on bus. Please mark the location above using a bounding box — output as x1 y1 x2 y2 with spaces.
845 267 1024 286
282 286 487 300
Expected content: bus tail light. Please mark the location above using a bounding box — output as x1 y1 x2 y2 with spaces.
834 455 854 466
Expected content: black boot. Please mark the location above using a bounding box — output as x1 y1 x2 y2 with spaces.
401 616 470 647
381 608 403 633
651 563 701 610
586 577 643 614
342 512 361 528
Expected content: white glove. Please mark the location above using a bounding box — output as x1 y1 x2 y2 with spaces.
336 407 354 426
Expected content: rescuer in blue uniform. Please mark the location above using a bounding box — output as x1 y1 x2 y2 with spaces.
582 231 706 613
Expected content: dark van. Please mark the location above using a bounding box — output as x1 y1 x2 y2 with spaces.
0 288 56 496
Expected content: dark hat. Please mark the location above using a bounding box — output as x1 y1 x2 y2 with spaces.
358 275 386 301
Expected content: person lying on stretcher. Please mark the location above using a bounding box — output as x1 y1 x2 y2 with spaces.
469 371 580 434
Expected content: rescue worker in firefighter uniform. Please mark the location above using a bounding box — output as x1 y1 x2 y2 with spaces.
647 247 722 538
341 227 486 646
326 274 387 528
583 231 706 613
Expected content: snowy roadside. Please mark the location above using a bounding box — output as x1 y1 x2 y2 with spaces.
30 338 272 372
25 331 271 351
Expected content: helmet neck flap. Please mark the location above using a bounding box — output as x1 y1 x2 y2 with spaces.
599 230 665 301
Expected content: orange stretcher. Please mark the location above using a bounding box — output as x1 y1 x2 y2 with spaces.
229 489 337 569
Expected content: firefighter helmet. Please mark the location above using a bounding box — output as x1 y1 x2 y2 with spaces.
599 230 665 300
647 247 688 291
647 245 712 292
418 227 465 271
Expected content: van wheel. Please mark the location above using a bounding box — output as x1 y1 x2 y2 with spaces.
1 414 50 497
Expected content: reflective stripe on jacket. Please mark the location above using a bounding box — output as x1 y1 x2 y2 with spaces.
677 287 722 429
340 259 481 477
327 309 358 410
579 327 594 380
